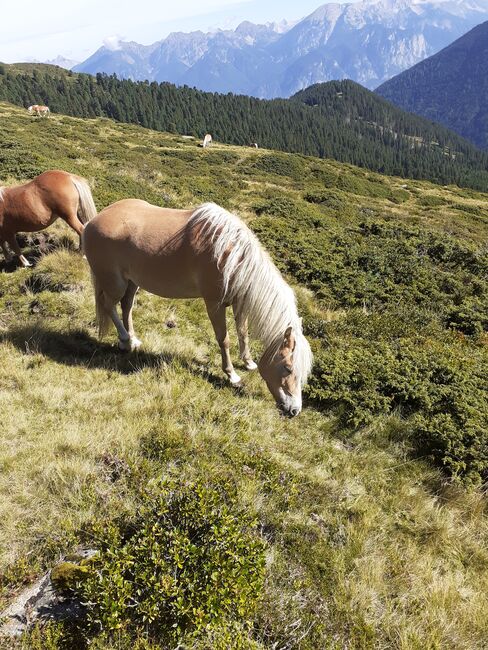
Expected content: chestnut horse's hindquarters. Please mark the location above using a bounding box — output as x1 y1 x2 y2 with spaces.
70 177 97 225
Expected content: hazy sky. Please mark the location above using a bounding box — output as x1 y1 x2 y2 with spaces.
0 0 331 63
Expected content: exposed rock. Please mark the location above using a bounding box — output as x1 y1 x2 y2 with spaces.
0 549 96 639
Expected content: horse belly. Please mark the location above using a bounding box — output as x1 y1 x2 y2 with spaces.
8 195 53 232
126 253 201 299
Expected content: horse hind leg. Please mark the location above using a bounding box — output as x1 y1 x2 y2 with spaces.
92 270 135 350
61 210 85 252
120 280 142 351
6 233 31 267
1 240 13 263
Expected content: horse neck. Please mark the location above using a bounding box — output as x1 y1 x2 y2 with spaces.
191 202 312 382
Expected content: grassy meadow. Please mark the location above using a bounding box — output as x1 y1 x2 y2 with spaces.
0 101 488 648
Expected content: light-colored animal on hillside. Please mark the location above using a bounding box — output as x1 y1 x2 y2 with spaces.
202 134 212 148
250 142 258 148
28 105 50 117
83 201 313 416
0 170 97 267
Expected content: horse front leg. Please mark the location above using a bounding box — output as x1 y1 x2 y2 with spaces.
6 233 31 267
205 299 241 384
232 304 257 370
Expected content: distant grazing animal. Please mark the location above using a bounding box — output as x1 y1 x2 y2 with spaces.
202 134 212 148
28 105 50 117
83 201 313 416
250 142 258 148
0 170 97 267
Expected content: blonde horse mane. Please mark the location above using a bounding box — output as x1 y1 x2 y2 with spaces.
0 187 5 202
190 202 313 385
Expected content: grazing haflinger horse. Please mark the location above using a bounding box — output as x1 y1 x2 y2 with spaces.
28 105 50 117
0 170 97 267
83 201 313 415
202 134 212 148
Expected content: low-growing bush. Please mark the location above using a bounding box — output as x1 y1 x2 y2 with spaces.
305 324 488 485
76 477 266 645
245 153 304 181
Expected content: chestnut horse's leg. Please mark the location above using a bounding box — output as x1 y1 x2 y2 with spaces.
232 304 257 370
120 281 141 350
205 299 241 384
1 240 13 262
62 211 85 251
6 233 31 267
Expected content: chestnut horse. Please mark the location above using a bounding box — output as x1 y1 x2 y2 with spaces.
0 170 97 267
83 201 313 415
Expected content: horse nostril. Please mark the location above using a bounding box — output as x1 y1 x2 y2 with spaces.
290 407 300 417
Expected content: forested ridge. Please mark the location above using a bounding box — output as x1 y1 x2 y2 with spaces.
376 21 488 151
1 64 488 191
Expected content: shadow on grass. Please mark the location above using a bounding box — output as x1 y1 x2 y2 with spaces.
1 324 248 395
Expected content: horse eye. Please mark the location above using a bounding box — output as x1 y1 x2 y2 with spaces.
283 365 293 376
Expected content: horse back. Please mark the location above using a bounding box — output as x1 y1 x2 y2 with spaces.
84 200 219 299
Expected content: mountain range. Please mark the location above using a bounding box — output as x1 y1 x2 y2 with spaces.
376 20 488 149
72 0 488 97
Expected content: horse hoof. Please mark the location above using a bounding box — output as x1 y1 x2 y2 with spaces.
229 372 241 385
19 256 32 268
119 337 142 352
130 337 142 350
244 360 257 371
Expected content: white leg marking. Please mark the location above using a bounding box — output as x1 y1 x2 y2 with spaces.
130 336 142 350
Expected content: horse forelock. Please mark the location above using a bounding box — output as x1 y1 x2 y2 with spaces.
189 202 313 384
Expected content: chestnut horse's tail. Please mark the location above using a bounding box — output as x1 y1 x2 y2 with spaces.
90 270 112 338
71 176 97 225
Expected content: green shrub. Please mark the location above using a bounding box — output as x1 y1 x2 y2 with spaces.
77 477 266 645
305 328 488 485
253 195 309 219
446 297 488 335
417 194 447 208
246 153 304 181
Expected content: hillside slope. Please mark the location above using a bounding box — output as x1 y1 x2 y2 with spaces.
2 65 488 192
376 21 488 150
0 102 487 648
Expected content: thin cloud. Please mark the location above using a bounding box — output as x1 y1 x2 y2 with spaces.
103 35 124 51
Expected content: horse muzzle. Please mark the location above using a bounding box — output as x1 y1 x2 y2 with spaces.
277 391 302 417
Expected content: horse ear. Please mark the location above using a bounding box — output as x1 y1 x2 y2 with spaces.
283 326 296 351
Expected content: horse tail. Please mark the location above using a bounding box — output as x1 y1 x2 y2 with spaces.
71 176 97 225
90 269 112 338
